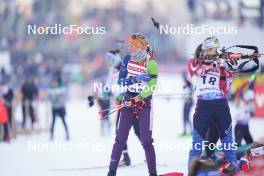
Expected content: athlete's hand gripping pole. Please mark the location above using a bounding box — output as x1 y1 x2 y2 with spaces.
99 96 145 119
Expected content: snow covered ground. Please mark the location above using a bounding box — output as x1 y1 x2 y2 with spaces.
0 74 264 176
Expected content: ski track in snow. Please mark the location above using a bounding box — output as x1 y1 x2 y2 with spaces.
0 74 264 176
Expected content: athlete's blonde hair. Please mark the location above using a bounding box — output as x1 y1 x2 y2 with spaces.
128 33 149 51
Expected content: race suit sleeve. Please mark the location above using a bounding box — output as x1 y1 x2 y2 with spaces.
117 55 133 86
237 57 259 73
187 59 214 77
139 59 158 99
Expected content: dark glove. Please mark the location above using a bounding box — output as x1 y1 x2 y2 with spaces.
87 96 94 107
129 96 146 115
227 58 239 70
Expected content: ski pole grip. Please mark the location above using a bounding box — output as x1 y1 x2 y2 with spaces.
138 101 146 110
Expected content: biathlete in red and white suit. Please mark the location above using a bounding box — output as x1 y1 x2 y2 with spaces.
187 36 259 173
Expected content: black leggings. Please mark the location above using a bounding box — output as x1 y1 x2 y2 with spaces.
98 98 111 135
235 124 253 147
22 101 35 129
205 123 219 157
183 98 193 134
98 98 110 119
5 106 12 128
3 123 9 138
50 107 69 139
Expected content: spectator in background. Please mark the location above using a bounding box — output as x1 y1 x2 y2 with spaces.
48 77 69 140
261 64 264 73
182 70 193 136
187 0 197 22
2 80 14 131
234 74 256 147
21 77 38 130
0 81 10 142
238 0 246 26
261 0 264 28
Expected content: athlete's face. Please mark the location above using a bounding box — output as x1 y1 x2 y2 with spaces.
128 45 139 56
202 48 218 63
203 48 218 56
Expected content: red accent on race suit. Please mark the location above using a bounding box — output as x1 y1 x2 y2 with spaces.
220 67 228 95
0 98 8 124
241 156 264 175
127 65 145 73
188 59 213 77
187 59 232 96
127 60 147 76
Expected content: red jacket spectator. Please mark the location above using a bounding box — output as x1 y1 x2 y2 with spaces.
0 98 8 124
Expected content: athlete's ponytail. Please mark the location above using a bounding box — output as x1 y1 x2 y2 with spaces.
194 44 203 65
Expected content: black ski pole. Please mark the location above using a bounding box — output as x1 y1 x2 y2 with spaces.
151 17 160 57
